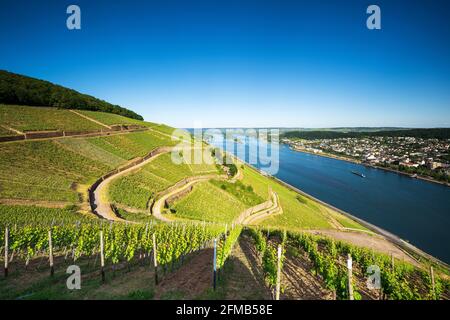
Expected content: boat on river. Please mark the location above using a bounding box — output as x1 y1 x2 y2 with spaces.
351 170 366 178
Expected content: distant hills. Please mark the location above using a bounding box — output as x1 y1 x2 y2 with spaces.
281 128 450 140
0 70 143 120
280 127 409 133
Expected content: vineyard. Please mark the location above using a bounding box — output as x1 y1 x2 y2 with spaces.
0 105 104 132
86 131 176 160
171 181 248 223
0 217 230 298
0 205 94 226
245 228 450 300
0 105 448 300
77 110 155 127
108 152 219 210
1 211 449 300
0 131 176 205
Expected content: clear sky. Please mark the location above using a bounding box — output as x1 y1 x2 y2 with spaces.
1 0 449 128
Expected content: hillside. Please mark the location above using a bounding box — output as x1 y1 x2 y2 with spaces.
0 70 143 120
281 128 450 140
0 105 448 300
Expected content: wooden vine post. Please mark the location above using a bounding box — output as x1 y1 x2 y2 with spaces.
391 253 395 272
275 245 282 300
153 233 158 285
213 238 217 290
100 230 105 283
430 266 436 300
48 230 54 276
4 227 8 278
347 254 354 300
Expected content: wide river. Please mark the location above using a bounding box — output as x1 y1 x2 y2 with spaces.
205 133 450 264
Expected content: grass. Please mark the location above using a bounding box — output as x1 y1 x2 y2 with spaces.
0 126 15 136
87 130 175 160
0 105 104 132
77 110 154 126
326 208 369 231
55 138 126 169
109 153 194 209
209 179 265 206
115 207 159 223
171 181 247 223
239 163 366 230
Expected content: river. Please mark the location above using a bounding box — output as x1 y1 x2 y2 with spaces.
205 132 450 264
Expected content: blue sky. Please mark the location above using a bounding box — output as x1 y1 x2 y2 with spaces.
1 0 449 128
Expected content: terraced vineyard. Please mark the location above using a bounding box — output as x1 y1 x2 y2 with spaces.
0 140 111 202
0 104 448 301
108 150 219 210
77 110 154 126
171 181 249 223
87 130 176 160
0 130 176 206
0 105 104 132
0 204 94 226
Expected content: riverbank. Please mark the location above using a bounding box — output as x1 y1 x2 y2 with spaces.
246 161 450 271
287 145 450 188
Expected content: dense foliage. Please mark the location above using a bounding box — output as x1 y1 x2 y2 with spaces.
209 180 264 207
0 70 143 120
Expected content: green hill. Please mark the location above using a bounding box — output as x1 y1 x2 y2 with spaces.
0 70 143 120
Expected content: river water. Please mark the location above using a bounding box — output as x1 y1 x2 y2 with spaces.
205 132 450 264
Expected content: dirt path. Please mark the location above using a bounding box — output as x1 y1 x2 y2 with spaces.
306 229 418 266
69 110 112 129
0 124 23 135
281 248 334 300
240 191 282 225
92 147 172 221
151 174 226 222
151 177 211 222
154 249 214 299
222 236 271 299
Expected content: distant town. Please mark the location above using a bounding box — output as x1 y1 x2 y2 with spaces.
282 136 450 184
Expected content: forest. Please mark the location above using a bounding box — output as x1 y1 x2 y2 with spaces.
0 70 143 120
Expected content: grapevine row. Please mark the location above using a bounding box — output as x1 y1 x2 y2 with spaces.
1 221 224 272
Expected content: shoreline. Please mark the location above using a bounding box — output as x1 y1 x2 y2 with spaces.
287 145 450 188
244 161 450 270
210 140 450 269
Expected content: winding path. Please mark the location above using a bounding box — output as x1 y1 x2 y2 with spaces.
240 191 282 225
91 145 225 222
151 175 220 222
91 146 172 221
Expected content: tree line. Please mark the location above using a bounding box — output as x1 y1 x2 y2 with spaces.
281 128 450 140
0 70 143 120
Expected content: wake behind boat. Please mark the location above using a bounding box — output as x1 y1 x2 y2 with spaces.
351 170 366 178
